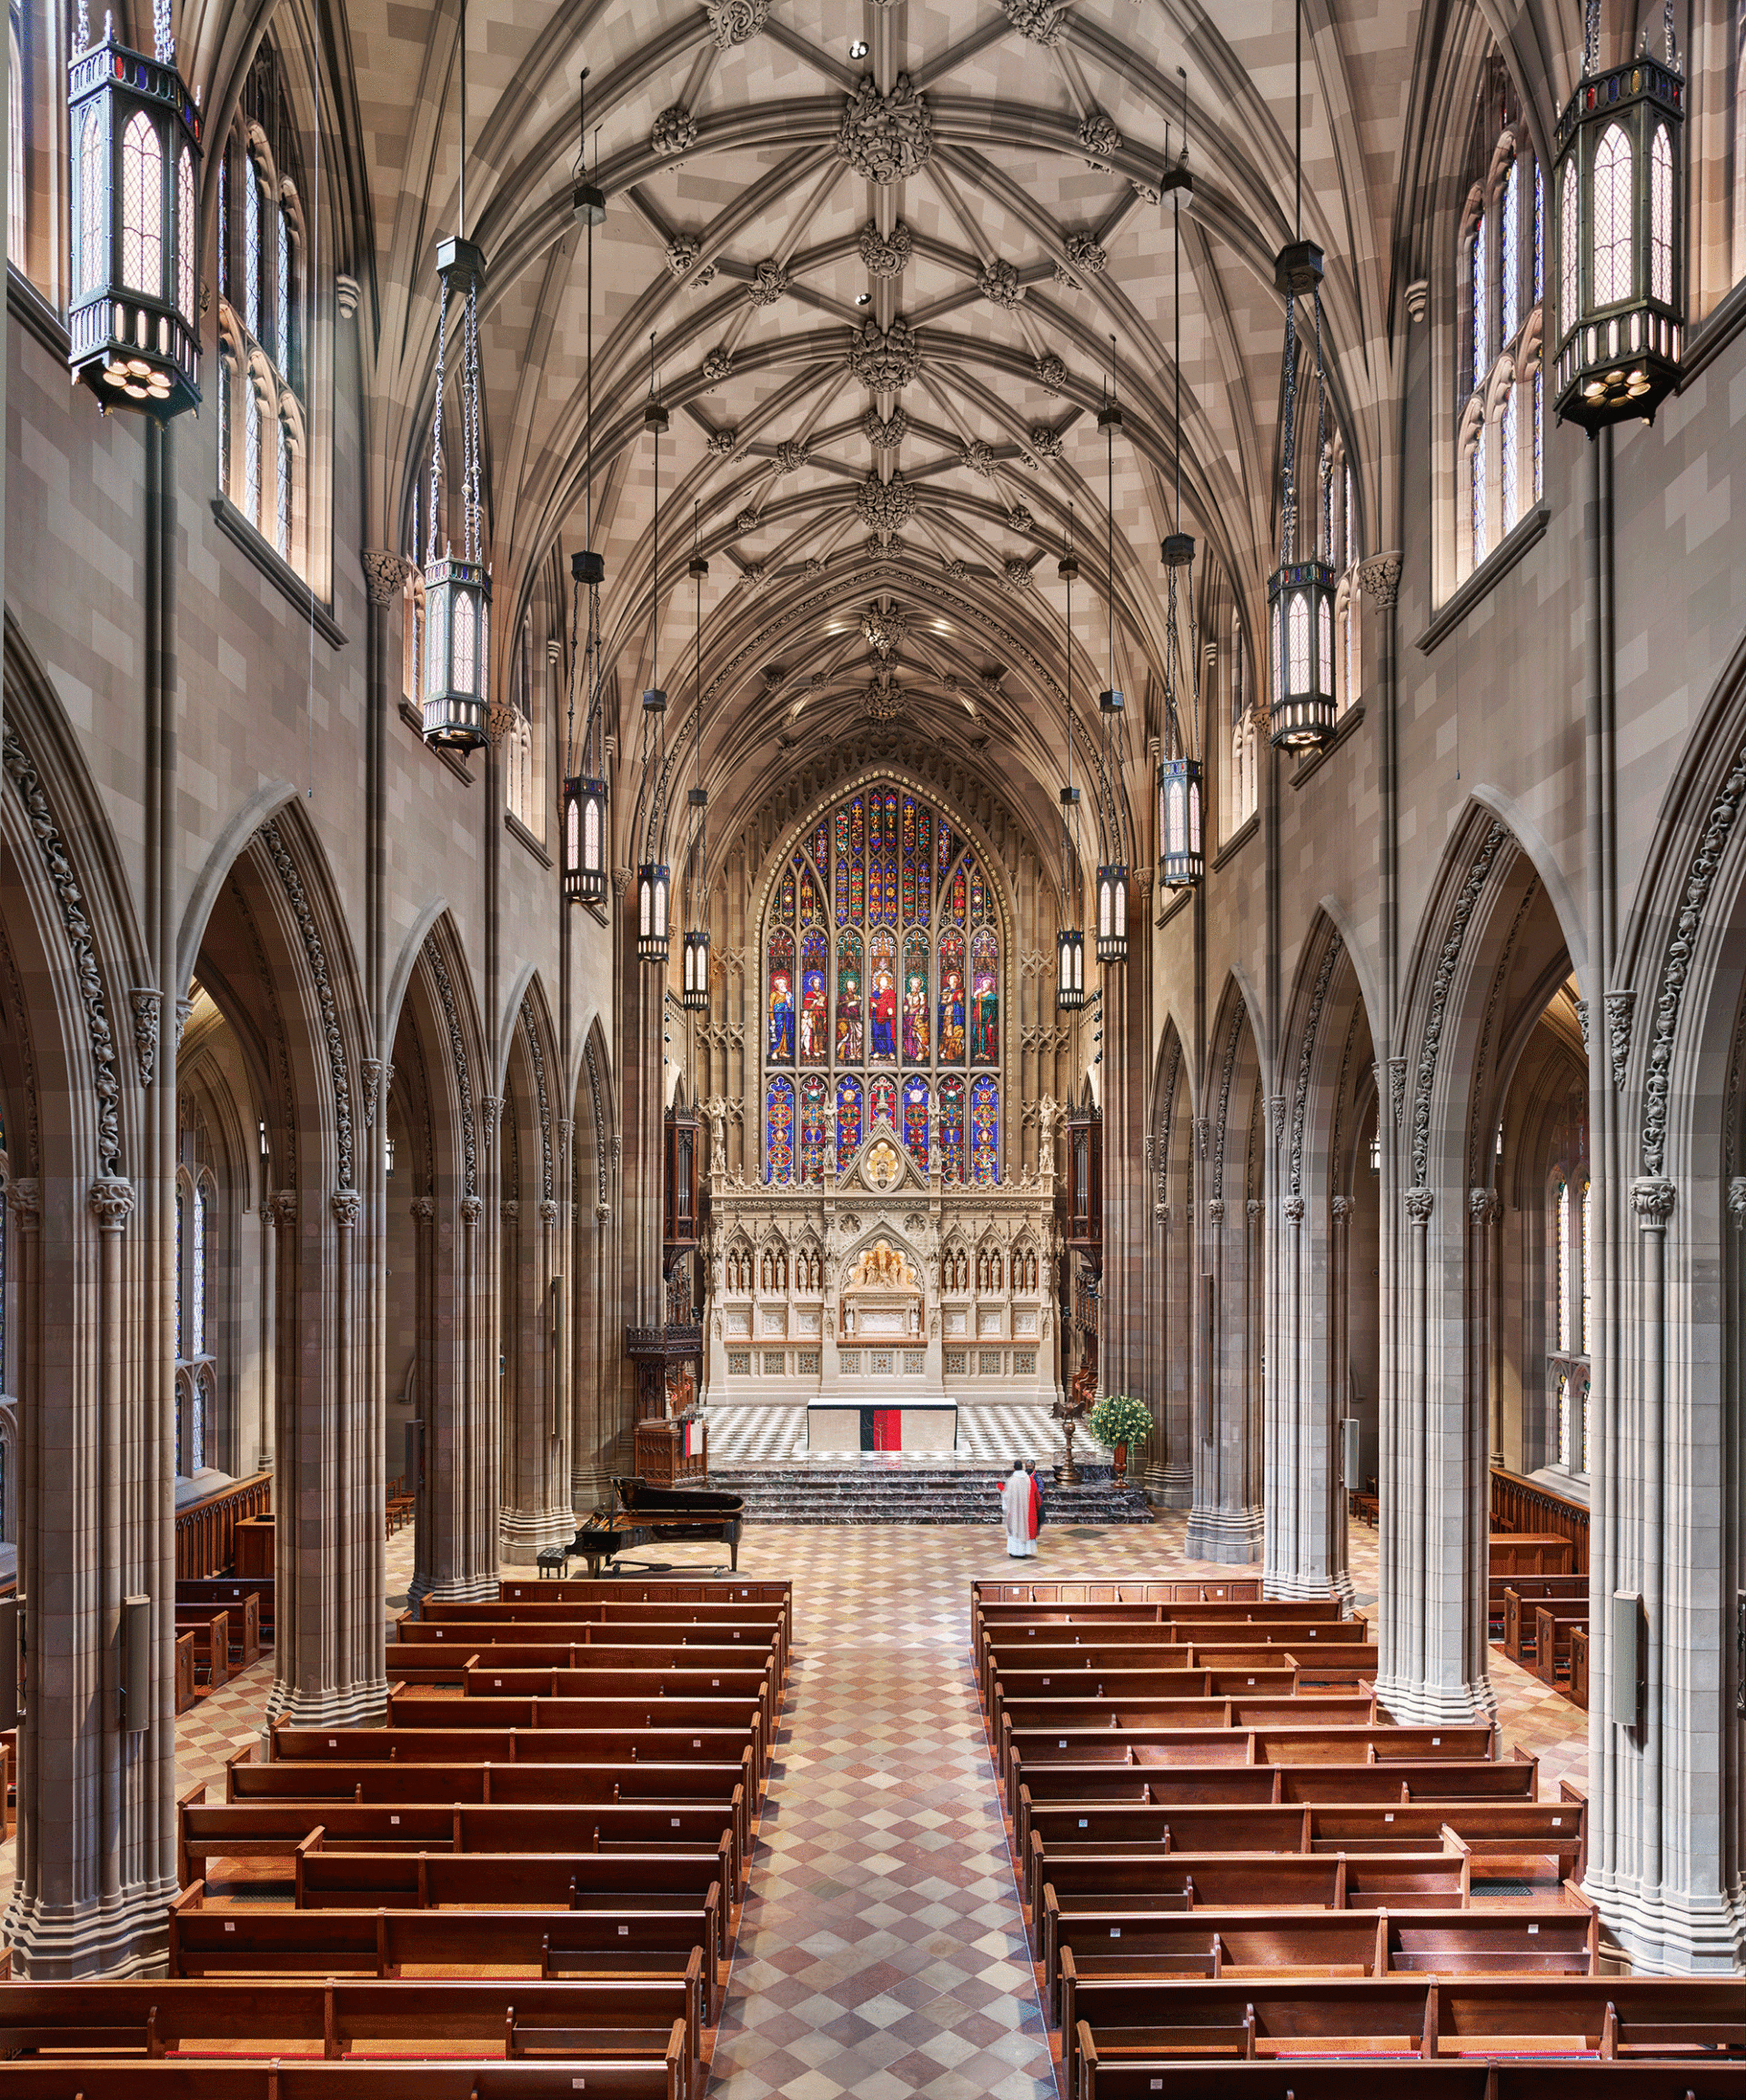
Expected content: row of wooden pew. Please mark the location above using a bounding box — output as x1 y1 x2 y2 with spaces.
1 1573 790 2098
975 1577 1741 2098
172 1576 273 1713
1491 1571 1590 1707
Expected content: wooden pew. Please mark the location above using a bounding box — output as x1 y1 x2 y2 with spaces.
1490 1532 1574 1576
1532 1603 1590 1696
372 1703 765 1779
178 1785 750 1900
1570 1624 1590 1709
180 1574 275 1644
177 1589 263 1669
176 1610 230 1693
167 1884 723 2021
973 1579 1262 1605
410 1602 789 1672
174 1632 197 1714
1012 1758 1540 1857
227 1753 757 1870
0 2059 687 2100
0 1977 703 2096
501 1578 789 1605
1072 2061 1746 2100
1487 1572 1584 1640
1019 1798 1587 1915
288 1844 732 1961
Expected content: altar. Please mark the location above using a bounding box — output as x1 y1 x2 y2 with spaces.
808 1400 958 1454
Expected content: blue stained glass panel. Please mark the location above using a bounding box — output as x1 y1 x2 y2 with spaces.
870 1075 898 1130
836 1076 864 1158
938 1075 965 1184
970 1077 999 1185
902 1075 929 1167
799 1073 828 1182
765 1077 795 1183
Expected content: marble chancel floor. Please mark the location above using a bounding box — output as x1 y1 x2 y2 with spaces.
0 1514 1591 2090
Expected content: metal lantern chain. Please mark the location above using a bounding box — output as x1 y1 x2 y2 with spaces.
1158 75 1205 895
1094 344 1129 966
637 333 673 964
1056 518 1088 1014
562 78 609 906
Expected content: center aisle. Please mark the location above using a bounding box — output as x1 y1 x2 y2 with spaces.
707 1526 1063 2100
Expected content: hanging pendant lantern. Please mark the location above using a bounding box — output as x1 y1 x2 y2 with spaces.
1267 241 1338 752
1158 757 1204 889
1057 543 1089 1016
680 542 710 1010
1094 380 1129 965
1057 924 1087 1011
1551 0 1685 431
1157 78 1205 893
682 924 710 1009
67 0 203 417
637 859 670 961
1095 859 1129 963
562 75 609 908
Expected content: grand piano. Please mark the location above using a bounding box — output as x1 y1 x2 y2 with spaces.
569 1475 747 1576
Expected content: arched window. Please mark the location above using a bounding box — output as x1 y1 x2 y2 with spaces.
175 1161 219 1477
119 109 162 296
761 786 1004 1185
216 45 311 578
1325 441 1361 713
1454 75 1544 587
1734 2 1746 284
1545 1122 1590 1478
1226 617 1258 839
1650 124 1673 306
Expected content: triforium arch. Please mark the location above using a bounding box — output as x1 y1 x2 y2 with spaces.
1188 980 1267 1566
0 628 173 1978
498 974 568 1563
1266 918 1375 1605
386 914 497 1607
1145 1017 1193 1510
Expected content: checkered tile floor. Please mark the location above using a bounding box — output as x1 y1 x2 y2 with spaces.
703 1401 1112 1469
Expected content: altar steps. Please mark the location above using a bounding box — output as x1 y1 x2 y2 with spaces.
706 1464 1154 1526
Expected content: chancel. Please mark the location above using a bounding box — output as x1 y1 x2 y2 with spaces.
0 0 1743 2083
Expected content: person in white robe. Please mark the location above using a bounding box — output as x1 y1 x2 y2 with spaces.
1000 1460 1036 1557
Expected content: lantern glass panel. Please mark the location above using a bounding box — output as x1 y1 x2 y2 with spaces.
78 110 103 295
121 110 162 296
1592 125 1632 305
1651 125 1672 301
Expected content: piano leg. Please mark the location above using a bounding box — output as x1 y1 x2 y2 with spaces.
729 1523 740 1573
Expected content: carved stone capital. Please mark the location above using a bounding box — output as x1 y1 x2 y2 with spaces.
1206 1199 1225 1226
1282 1194 1305 1223
1404 1185 1434 1225
1631 1176 1675 1228
262 1189 298 1230
501 1200 520 1222
1357 551 1402 607
612 869 634 899
1404 279 1429 322
335 274 361 320
1729 1177 1746 1225
410 1195 436 1223
8 1178 41 1228
360 1058 384 1128
1605 990 1637 1088
596 1202 613 1223
1247 1197 1264 1221
460 1194 485 1226
1469 1185 1500 1224
129 989 161 1086
481 1095 502 1139
538 1198 560 1226
361 550 406 606
176 996 194 1050
331 1190 363 1228
1330 1194 1356 1224
88 1176 135 1231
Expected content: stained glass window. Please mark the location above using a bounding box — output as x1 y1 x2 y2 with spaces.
763 785 1003 1181
1500 390 1519 535
970 1078 999 1185
798 1073 828 1182
191 1371 207 1473
1500 161 1520 342
938 1075 965 1183
191 1180 209 1358
836 1075 864 1159
765 1077 796 1183
1470 210 1487 380
1555 1175 1570 1351
902 1075 929 1167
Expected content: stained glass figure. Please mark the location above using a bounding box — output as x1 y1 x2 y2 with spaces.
765 1077 795 1182
949 861 968 926
902 1074 929 1167
799 929 828 1064
901 929 930 1062
779 859 797 923
798 859 822 924
938 929 967 1063
768 931 795 1063
970 1076 1000 1185
938 1074 965 1184
836 931 865 1062
836 1075 864 1159
799 1072 829 1181
810 819 829 871
937 818 957 876
968 858 988 923
970 926 999 1065
869 929 898 1060
870 1075 898 1130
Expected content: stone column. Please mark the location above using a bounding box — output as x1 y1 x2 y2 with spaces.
1188 1192 1264 1563
499 1193 571 1564
1382 1184 1434 1713
266 1187 386 1725
1467 1187 1501 1695
1330 1193 1357 1586
1633 1176 1675 1894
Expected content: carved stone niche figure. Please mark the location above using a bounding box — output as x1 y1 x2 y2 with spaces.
844 1302 856 1335
907 1300 919 1337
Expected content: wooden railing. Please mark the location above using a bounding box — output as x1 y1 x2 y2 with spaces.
175 1471 273 1581
1490 1464 1590 1577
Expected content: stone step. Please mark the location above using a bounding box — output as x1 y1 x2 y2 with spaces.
706 1464 1155 1526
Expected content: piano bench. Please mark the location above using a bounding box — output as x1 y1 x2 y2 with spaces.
537 1546 569 1578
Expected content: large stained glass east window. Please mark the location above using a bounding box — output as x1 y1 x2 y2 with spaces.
764 783 1003 1184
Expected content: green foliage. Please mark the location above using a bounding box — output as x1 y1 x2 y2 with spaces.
1088 1392 1151 1449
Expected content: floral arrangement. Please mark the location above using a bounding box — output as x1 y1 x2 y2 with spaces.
1088 1393 1151 1449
